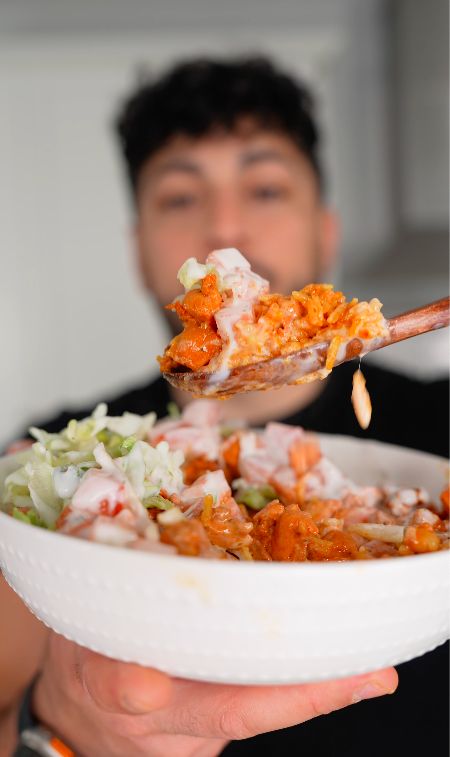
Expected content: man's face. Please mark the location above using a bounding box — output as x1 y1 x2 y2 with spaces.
134 128 338 319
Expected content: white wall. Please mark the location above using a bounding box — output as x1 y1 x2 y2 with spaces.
395 0 449 228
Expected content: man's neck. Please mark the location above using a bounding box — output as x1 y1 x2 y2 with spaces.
171 379 325 425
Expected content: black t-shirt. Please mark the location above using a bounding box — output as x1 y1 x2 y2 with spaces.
32 362 450 756
38 361 449 457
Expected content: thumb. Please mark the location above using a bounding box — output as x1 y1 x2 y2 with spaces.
78 648 172 715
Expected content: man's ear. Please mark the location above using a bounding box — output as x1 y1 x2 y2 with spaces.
319 209 340 276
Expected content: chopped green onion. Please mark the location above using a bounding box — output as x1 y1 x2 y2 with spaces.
12 506 31 523
12 506 48 528
143 494 174 510
220 425 237 439
260 484 278 499
235 485 277 511
9 484 30 497
96 429 110 444
120 435 137 455
167 402 181 419
101 432 125 458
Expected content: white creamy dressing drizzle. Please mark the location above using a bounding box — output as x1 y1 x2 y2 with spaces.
53 465 82 499
176 248 268 375
207 249 268 370
206 366 231 387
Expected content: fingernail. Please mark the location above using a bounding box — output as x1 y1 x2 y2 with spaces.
351 681 392 704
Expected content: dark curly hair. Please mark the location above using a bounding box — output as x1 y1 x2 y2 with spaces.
115 56 323 195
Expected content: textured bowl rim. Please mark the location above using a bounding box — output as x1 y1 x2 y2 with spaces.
1 508 449 578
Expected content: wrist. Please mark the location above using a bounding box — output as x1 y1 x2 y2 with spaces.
15 679 74 757
31 676 75 750
0 704 20 757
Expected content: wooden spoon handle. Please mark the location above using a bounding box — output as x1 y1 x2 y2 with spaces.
385 296 450 347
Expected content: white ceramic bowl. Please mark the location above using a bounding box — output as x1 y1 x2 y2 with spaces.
0 435 448 685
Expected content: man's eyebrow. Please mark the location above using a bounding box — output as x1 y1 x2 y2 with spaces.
240 148 290 168
153 158 202 178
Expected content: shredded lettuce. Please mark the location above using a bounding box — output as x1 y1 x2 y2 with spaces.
27 461 63 527
1 405 179 529
117 440 184 501
4 467 33 508
177 257 219 291
28 405 156 467
105 412 156 439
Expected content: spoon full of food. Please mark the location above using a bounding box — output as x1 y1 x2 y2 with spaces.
159 249 450 400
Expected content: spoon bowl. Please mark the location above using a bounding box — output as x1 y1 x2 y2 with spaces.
163 297 450 398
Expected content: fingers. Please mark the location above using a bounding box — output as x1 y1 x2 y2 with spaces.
151 667 398 740
239 668 399 733
78 648 173 715
63 633 397 743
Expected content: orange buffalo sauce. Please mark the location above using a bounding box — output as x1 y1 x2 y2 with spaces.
159 278 387 375
158 272 223 372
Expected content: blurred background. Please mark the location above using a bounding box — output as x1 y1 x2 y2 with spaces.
0 0 448 447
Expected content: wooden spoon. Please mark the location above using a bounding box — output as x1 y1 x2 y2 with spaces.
163 296 450 398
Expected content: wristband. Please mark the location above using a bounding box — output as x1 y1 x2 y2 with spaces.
15 682 74 757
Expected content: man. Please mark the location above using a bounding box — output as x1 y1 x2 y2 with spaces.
1 58 448 756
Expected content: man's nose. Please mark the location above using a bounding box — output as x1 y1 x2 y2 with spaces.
206 191 248 251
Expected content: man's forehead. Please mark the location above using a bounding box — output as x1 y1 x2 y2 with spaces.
141 130 303 180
